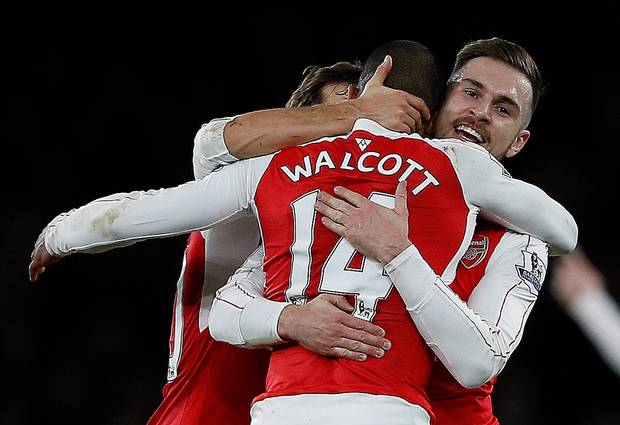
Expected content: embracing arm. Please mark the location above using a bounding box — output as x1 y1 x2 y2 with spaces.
315 184 546 387
193 57 429 163
385 233 546 387
209 248 391 361
446 140 578 256
28 156 271 281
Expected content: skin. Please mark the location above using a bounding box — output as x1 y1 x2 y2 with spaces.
28 58 424 363
316 56 538 262
433 56 533 160
551 246 605 307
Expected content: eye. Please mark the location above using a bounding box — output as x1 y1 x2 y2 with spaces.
496 106 511 117
464 89 478 98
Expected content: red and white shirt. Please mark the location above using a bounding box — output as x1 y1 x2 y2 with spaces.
427 223 547 425
43 118 569 421
148 120 267 425
147 232 270 425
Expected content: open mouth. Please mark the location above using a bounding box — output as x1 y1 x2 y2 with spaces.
455 124 484 145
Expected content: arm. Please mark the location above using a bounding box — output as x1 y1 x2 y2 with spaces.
315 184 545 387
29 155 271 280
196 57 430 161
209 248 391 361
443 140 578 256
192 117 240 179
551 247 620 376
385 233 547 387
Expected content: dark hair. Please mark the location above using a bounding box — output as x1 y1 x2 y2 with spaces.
358 40 444 113
286 61 363 108
451 37 544 115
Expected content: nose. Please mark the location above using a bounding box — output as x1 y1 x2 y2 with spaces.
469 101 492 123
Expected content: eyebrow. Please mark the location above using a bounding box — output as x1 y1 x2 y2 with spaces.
461 78 521 113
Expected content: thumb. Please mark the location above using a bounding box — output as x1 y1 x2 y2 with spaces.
327 294 354 313
364 55 392 91
394 181 408 216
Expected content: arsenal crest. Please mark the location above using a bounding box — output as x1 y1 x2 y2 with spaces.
460 235 489 269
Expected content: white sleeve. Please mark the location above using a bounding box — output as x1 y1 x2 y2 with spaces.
192 117 240 179
44 156 272 256
208 246 290 348
385 232 547 388
567 287 620 377
440 140 578 256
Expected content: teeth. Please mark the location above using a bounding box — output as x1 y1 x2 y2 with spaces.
456 125 483 143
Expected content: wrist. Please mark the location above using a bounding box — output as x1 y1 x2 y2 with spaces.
379 240 413 264
276 304 300 341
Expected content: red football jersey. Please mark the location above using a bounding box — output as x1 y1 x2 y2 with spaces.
253 126 476 416
428 223 507 425
147 232 269 425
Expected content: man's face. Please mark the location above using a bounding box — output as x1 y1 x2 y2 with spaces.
432 57 533 160
320 82 351 105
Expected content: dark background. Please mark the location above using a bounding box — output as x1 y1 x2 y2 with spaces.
4 15 619 424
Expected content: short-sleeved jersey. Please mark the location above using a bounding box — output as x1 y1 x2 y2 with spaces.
147 230 269 425
252 123 477 416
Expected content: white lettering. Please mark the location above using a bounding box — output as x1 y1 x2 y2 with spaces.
412 171 440 195
281 156 313 182
377 154 402 176
398 158 424 182
315 151 336 173
340 152 355 170
358 151 380 172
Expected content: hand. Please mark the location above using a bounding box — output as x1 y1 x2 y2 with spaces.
277 294 392 362
551 246 605 308
353 55 430 134
315 182 412 264
28 227 63 282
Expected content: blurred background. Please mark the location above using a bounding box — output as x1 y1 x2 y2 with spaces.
4 13 619 424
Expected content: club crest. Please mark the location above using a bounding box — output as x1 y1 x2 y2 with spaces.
460 235 489 269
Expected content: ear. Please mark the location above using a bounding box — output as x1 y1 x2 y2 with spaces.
505 129 530 158
347 84 360 100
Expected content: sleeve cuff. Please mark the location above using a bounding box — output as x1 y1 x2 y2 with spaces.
239 297 290 346
193 117 240 178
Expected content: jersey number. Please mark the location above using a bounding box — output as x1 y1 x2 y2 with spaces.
287 190 394 321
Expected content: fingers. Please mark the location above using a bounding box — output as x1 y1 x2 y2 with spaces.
404 93 431 122
342 314 386 338
317 190 358 212
28 260 43 282
322 293 354 313
331 347 368 362
394 181 408 216
320 216 346 236
364 55 392 90
331 331 391 361
333 186 369 208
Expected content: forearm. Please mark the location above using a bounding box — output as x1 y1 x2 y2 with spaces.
224 102 361 159
448 140 578 256
568 287 620 376
45 159 260 256
385 245 510 388
209 273 288 348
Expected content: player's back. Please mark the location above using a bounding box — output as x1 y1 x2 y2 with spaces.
148 225 269 425
253 119 477 413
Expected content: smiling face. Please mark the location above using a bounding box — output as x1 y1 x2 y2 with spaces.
432 56 534 159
